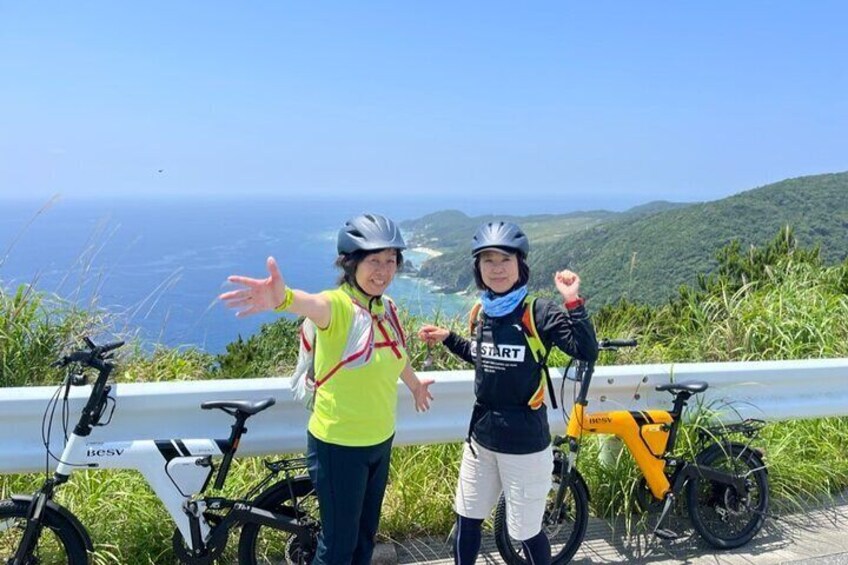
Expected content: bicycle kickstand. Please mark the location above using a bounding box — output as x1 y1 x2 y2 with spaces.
652 493 680 541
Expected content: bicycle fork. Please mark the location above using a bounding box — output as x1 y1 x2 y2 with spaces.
552 437 581 521
11 483 55 564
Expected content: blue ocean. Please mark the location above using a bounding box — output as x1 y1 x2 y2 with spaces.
0 197 488 353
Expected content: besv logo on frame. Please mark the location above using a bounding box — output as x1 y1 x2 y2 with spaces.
86 448 125 457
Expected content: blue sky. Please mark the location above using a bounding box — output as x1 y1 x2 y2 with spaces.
1 2 845 209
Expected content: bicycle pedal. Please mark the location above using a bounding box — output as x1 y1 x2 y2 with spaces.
653 528 679 541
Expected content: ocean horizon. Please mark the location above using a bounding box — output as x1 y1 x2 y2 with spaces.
0 195 618 353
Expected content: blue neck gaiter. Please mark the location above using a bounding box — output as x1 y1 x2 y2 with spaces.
480 285 528 318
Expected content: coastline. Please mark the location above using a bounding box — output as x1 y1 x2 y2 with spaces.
400 245 471 300
410 245 443 258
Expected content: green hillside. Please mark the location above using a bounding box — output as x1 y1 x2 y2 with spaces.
414 172 848 305
401 209 617 254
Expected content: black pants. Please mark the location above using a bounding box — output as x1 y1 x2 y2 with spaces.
307 431 394 565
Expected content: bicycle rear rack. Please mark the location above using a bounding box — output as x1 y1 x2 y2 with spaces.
699 418 766 440
264 457 309 474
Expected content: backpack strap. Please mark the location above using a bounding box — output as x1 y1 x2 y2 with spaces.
373 318 403 359
315 294 408 389
468 301 483 335
383 297 407 349
291 318 319 410
370 297 404 359
520 296 547 362
466 310 485 457
521 296 558 410
300 325 314 353
314 296 376 388
314 332 375 387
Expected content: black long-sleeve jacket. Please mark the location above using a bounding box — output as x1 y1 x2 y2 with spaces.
444 298 598 454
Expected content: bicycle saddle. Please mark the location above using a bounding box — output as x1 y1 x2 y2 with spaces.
655 381 709 394
201 398 276 415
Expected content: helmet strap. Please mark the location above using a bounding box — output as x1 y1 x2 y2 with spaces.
350 277 383 311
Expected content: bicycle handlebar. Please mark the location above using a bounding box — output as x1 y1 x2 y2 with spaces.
52 338 125 434
569 338 636 405
598 338 637 349
53 339 125 369
99 340 125 354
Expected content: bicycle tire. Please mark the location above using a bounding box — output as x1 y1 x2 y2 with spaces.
237 476 320 565
0 498 89 565
493 471 589 565
687 442 769 549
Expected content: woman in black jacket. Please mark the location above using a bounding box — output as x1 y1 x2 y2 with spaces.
419 221 598 565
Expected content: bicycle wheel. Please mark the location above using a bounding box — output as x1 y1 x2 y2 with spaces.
687 442 768 549
237 476 320 565
0 499 89 565
493 471 589 565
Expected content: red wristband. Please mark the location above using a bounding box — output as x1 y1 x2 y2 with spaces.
564 297 585 310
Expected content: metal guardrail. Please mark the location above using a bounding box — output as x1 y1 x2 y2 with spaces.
1 358 847 474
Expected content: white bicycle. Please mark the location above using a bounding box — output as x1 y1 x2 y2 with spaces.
0 338 320 564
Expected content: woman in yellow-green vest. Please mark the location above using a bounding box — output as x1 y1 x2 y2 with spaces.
221 214 434 565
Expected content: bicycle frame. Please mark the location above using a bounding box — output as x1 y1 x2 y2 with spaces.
55 431 225 546
496 342 770 559
34 355 297 554
8 340 321 565
566 403 675 499
198 457 317 552
562 359 748 502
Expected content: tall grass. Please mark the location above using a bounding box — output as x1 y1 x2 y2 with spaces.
1 227 848 562
0 285 104 388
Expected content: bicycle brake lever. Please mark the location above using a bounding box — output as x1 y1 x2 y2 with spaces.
52 356 72 368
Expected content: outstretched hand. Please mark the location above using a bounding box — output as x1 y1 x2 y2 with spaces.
413 378 435 412
219 257 287 317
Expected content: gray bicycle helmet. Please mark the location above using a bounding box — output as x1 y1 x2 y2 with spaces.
337 213 407 255
471 221 530 257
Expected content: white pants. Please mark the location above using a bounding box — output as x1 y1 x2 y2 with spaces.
454 439 553 541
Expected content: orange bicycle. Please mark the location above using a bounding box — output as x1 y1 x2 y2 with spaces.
494 338 769 564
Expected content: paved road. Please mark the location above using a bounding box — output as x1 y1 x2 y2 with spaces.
390 494 848 564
